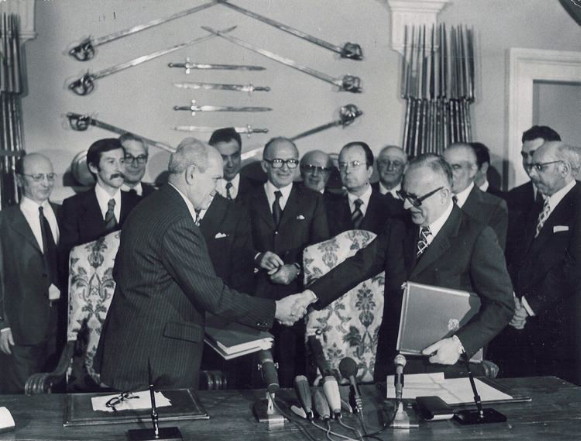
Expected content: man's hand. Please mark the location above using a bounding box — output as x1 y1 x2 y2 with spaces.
509 296 528 330
256 251 284 271
422 337 462 365
269 264 299 285
275 292 317 326
0 328 14 355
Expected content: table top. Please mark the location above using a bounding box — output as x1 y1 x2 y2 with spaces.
1 376 581 440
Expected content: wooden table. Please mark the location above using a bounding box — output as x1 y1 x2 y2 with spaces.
1 377 581 440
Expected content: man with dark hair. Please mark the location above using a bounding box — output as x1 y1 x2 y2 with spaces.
60 138 140 258
293 154 514 380
470 142 505 198
119 133 156 198
0 154 63 393
325 142 398 236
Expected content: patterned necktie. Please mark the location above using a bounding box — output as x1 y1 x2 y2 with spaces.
417 226 432 257
351 198 364 229
452 195 458 205
272 190 283 227
535 198 550 238
104 198 118 232
194 209 201 226
225 181 233 201
39 206 58 285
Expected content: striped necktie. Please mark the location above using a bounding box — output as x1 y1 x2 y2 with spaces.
417 226 432 257
351 198 364 229
104 198 117 232
225 181 233 201
535 198 550 238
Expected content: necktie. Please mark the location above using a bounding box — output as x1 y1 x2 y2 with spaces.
39 206 58 285
272 190 283 228
225 182 233 201
104 198 118 232
534 191 544 211
535 198 550 238
452 195 458 205
351 198 364 229
194 209 202 226
417 226 432 257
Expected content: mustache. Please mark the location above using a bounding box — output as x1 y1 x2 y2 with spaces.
110 173 124 179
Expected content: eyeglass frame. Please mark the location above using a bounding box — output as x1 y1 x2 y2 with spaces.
124 154 148 165
300 164 332 174
21 173 57 182
397 186 444 208
263 158 299 169
377 159 405 170
105 391 138 412
338 160 368 171
525 160 563 173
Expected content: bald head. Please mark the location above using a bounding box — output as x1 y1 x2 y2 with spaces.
443 143 478 194
300 150 332 192
17 153 55 204
529 141 577 196
262 137 299 188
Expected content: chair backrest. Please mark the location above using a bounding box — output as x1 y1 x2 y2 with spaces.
303 229 385 383
67 231 120 389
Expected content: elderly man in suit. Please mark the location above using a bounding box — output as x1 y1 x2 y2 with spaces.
495 141 580 383
295 154 514 380
119 133 156 198
443 143 508 249
96 138 310 390
373 145 407 198
325 142 398 236
300 150 334 193
0 154 63 393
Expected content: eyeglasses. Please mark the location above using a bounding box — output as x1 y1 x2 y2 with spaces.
22 173 57 182
301 164 332 174
338 160 367 171
124 154 148 165
105 391 138 412
449 162 475 171
397 186 443 208
377 160 405 169
264 158 299 169
525 160 562 172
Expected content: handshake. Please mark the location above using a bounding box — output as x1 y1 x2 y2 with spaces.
274 290 318 326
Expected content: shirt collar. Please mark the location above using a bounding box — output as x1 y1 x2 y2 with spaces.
427 201 454 239
347 183 373 207
454 182 474 208
169 183 199 222
546 179 576 210
265 180 293 200
379 182 401 198
121 182 143 196
479 181 489 192
95 182 121 202
20 196 50 211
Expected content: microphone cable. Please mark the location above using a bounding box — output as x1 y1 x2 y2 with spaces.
268 391 319 441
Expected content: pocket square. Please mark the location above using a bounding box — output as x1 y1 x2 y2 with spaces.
553 225 569 233
214 232 228 239
296 215 306 220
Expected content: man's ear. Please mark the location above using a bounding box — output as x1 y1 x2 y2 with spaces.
88 162 99 175
261 160 268 174
185 164 197 184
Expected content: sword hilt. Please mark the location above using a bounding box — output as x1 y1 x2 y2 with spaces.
341 42 363 60
67 112 91 131
68 38 95 62
340 75 362 93
68 73 96 96
339 104 363 127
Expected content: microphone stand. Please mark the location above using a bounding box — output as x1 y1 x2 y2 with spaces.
253 355 286 428
453 353 507 425
389 355 418 429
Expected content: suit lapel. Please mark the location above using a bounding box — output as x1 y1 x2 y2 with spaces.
9 208 42 254
278 184 299 230
200 195 228 238
254 187 276 230
82 189 105 228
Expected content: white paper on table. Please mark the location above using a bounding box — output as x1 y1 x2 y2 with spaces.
91 390 172 412
385 372 512 405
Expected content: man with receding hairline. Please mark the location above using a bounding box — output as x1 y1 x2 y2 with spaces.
300 150 333 193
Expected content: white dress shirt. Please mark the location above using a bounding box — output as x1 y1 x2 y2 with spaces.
378 182 402 199
169 183 199 223
20 197 59 252
347 184 373 217
453 182 474 208
217 173 241 200
94 183 121 221
423 201 454 246
121 182 144 196
264 181 293 213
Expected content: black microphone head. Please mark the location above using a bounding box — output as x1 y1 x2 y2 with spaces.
339 357 358 379
394 354 407 368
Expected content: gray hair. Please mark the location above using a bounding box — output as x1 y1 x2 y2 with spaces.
557 143 581 177
407 153 453 188
168 137 210 174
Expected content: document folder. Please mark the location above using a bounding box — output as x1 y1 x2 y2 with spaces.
396 282 483 362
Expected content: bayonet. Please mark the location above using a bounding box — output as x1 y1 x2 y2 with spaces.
66 112 175 153
290 104 362 141
217 0 363 60
68 1 218 61
201 26 362 93
68 27 235 96
174 100 272 116
173 125 269 137
174 82 270 93
168 58 265 73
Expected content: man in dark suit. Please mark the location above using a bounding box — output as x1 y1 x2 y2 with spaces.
326 142 398 236
119 133 156 198
60 138 141 260
209 127 262 202
0 154 63 393
300 150 333 193
444 143 508 249
296 154 514 380
373 145 407 218
495 141 580 383
246 137 329 386
470 142 505 198
96 138 309 391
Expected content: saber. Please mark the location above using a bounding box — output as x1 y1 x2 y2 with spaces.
290 104 362 141
68 1 219 61
66 112 175 153
168 58 266 73
68 27 235 96
217 0 363 60
173 125 269 137
174 82 270 93
174 100 272 116
201 26 362 93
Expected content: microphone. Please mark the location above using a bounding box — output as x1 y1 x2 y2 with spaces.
338 357 362 414
322 376 342 418
294 375 314 420
394 354 406 403
258 349 279 394
313 389 330 420
307 335 334 378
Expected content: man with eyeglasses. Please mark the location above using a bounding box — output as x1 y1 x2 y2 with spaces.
119 133 156 198
325 142 398 236
246 137 329 386
373 145 407 198
0 154 64 393
299 150 333 193
490 141 581 383
294 154 513 380
443 143 508 249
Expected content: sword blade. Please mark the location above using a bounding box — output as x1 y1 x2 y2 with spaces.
174 82 270 92
174 105 272 113
173 125 269 134
168 61 265 71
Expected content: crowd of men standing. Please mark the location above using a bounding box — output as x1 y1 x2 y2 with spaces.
0 124 579 393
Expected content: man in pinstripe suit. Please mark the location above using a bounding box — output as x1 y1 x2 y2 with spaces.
95 138 309 391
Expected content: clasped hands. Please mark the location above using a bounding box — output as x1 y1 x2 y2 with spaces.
256 251 299 285
274 291 317 326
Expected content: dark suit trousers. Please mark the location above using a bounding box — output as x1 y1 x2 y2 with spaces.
271 321 307 388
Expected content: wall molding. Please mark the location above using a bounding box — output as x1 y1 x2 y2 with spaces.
0 0 36 42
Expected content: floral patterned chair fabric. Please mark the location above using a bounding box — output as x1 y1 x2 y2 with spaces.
303 229 384 383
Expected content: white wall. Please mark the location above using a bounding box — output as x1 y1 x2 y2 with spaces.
19 0 581 200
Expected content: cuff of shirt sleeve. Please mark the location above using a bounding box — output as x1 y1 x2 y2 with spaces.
521 297 535 317
1 327 10 334
452 335 465 354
